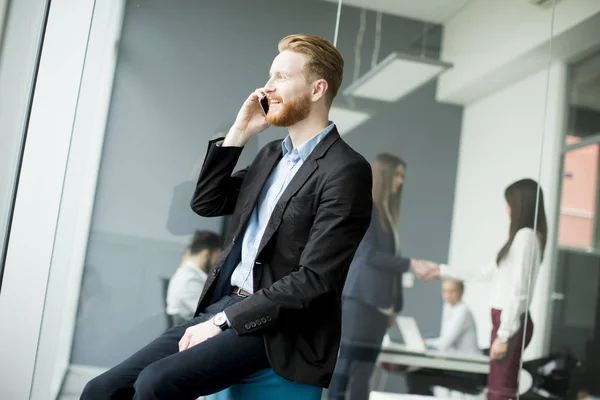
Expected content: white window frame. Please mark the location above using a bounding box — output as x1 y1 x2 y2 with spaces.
0 0 125 398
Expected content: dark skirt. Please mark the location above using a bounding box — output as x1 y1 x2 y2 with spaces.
487 308 534 400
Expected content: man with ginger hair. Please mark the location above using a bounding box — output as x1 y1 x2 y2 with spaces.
81 34 373 400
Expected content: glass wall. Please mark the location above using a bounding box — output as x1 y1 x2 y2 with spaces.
9 0 600 399
549 48 600 399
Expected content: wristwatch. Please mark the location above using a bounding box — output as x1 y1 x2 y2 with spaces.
212 312 229 331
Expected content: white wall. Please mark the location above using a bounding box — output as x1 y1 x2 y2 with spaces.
438 0 600 105
447 62 566 358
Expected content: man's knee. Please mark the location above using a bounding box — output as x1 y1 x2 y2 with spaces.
81 373 114 399
81 369 135 399
133 363 168 399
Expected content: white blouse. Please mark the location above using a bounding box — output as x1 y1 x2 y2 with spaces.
440 228 542 340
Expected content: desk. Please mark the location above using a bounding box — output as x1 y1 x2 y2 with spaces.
377 335 489 374
376 335 532 396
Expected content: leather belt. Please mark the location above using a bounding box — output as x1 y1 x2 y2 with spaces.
232 286 252 298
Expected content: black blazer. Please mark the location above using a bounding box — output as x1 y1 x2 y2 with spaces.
343 207 410 312
191 128 372 388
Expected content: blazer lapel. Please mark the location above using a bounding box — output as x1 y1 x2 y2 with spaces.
255 129 340 255
232 142 282 239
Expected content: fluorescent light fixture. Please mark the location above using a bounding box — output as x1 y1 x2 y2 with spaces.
329 106 371 135
344 52 452 102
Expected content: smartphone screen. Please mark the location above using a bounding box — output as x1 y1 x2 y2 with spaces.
260 96 269 115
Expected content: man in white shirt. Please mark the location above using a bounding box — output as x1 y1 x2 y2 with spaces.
406 280 483 395
166 231 222 324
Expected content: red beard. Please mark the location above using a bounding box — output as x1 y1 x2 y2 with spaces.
266 93 311 127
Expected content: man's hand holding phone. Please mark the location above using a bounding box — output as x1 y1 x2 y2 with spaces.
223 89 270 147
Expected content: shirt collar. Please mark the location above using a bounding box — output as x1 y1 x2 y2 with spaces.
281 121 335 161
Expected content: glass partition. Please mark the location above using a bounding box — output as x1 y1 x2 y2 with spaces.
547 40 600 400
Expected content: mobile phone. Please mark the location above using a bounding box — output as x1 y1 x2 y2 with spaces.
260 96 269 115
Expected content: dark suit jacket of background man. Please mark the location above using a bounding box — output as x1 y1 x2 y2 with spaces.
190 128 372 388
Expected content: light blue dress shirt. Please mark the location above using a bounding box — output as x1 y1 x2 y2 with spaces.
230 122 335 293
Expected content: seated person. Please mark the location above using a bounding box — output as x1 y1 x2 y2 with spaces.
425 279 479 353
406 279 483 396
166 230 222 324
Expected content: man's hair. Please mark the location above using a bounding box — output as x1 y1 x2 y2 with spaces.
278 34 344 106
188 230 222 255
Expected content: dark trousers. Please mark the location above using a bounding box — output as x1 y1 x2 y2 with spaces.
329 299 388 400
487 308 534 400
80 295 269 400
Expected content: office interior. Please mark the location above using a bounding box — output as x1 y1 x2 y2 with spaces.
0 0 599 399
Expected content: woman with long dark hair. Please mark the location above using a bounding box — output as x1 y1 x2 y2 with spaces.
329 153 413 400
418 178 548 400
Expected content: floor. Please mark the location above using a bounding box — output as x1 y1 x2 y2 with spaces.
58 365 107 400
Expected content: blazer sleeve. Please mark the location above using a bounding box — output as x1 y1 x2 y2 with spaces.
439 260 495 282
223 159 373 335
361 219 411 273
190 138 248 217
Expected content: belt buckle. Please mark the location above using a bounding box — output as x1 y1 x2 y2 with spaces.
234 287 248 298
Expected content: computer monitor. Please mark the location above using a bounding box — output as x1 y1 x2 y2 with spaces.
388 316 427 352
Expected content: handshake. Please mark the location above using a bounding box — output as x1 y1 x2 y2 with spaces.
410 259 440 281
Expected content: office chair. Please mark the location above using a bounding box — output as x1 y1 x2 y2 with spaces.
521 353 584 399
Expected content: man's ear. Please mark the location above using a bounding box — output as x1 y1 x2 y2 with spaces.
311 78 328 102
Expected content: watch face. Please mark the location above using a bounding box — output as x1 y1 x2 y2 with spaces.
214 313 226 326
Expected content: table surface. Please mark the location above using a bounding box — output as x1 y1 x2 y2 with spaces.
377 334 490 374
369 392 449 400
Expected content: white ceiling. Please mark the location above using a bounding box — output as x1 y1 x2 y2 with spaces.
320 0 474 23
